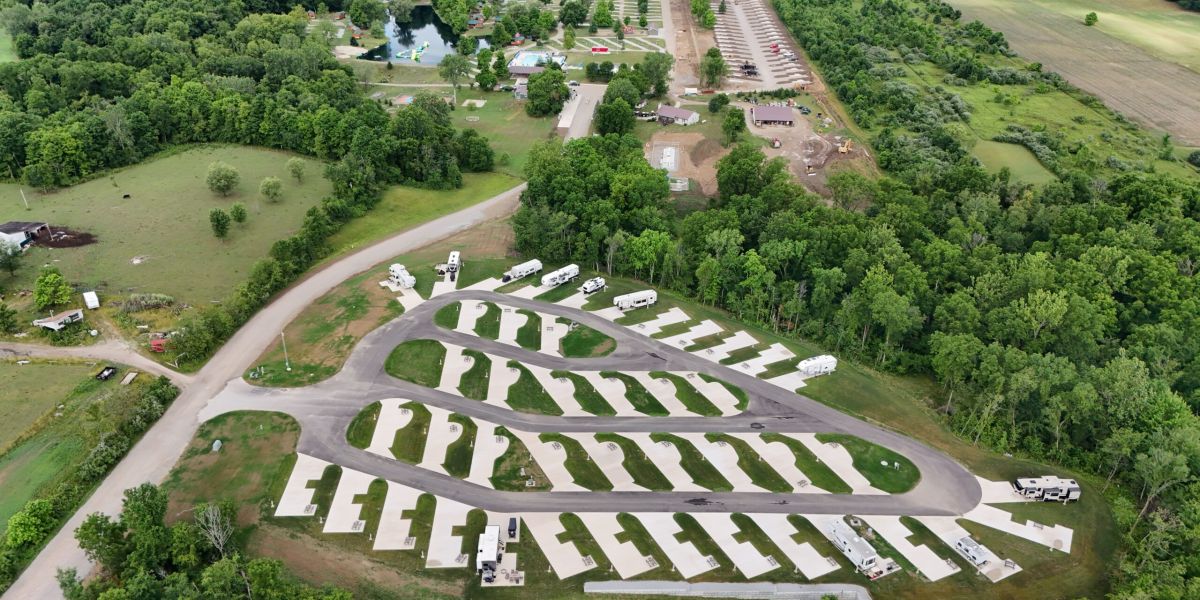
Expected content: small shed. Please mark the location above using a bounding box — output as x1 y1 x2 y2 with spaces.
751 105 795 126
657 104 699 126
0 221 50 250
83 291 100 310
33 308 84 331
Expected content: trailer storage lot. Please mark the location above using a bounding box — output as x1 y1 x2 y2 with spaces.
710 0 812 90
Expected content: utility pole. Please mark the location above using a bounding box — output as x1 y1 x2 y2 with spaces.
19 187 29 210
281 330 291 371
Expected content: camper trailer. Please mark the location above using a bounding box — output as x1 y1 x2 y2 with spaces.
581 277 606 294
955 537 989 566
613 290 657 310
828 519 880 573
388 264 416 289
476 525 502 582
797 354 837 376
1012 476 1082 502
447 251 461 273
503 259 543 282
540 264 580 287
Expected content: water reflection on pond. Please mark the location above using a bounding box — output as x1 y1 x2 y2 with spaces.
363 6 489 64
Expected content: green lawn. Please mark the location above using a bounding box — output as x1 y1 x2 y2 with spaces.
760 433 853 493
390 403 431 463
444 414 476 478
973 140 1057 184
706 434 792 492
651 372 722 416
0 362 94 452
505 362 563 415
515 309 541 350
650 433 732 491
815 433 920 493
384 340 445 388
601 372 668 416
474 302 502 340
0 34 16 62
434 302 461 329
346 402 382 449
0 146 331 305
450 91 560 177
534 281 584 302
552 371 617 416
559 324 616 357
491 426 551 491
594 434 673 490
539 434 614 491
458 350 491 400
325 171 521 255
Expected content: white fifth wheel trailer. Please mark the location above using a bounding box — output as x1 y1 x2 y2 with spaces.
581 277 606 294
502 259 543 282
1012 475 1082 502
613 290 657 310
388 264 416 289
541 264 580 287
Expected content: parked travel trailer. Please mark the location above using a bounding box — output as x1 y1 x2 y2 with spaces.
503 259 543 282
797 354 837 376
956 537 989 566
613 290 657 310
581 277 606 294
476 525 502 582
1012 475 1082 502
388 264 416 289
447 251 461 273
828 519 880 573
541 264 580 287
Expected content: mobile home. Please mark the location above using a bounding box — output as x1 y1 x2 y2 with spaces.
541 264 580 287
613 290 657 310
503 259 543 282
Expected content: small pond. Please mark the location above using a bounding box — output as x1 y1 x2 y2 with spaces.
363 6 489 64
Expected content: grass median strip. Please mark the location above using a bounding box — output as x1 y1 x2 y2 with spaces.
595 434 673 490
651 372 722 416
390 403 431 463
384 340 445 388
515 309 541 350
552 371 616 415
699 373 749 411
815 433 920 493
458 350 491 400
474 302 501 339
650 433 732 491
560 323 616 357
539 433 613 491
505 362 564 415
346 402 381 449
602 372 669 416
760 433 853 493
433 301 461 329
491 426 550 491
706 434 792 492
444 414 476 478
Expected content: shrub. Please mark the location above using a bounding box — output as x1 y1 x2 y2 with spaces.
205 162 239 196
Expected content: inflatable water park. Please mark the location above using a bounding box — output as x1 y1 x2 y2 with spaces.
398 40 431 61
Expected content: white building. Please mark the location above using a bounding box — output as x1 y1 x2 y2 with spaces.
82 291 100 310
476 525 502 582
797 354 837 376
657 104 699 126
0 221 50 250
1013 476 1082 502
613 290 657 310
33 308 83 331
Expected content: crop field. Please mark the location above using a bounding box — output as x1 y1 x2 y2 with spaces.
0 146 330 305
950 0 1200 145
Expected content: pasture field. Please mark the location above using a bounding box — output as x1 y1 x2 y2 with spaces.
449 90 560 178
972 141 1056 184
0 146 330 305
950 0 1200 145
0 362 93 452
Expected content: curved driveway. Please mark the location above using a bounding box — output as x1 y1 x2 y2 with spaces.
204 288 983 517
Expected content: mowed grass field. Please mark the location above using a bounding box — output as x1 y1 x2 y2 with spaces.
973 140 1056 184
449 90 560 178
0 34 16 62
0 362 93 452
0 146 330 304
950 0 1200 145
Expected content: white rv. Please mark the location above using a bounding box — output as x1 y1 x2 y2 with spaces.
828 519 880 573
447 251 461 273
503 259 543 282
581 277 606 294
797 354 837 376
541 264 580 287
388 264 416 289
613 290 657 310
1012 475 1082 502
476 525 502 582
955 537 989 566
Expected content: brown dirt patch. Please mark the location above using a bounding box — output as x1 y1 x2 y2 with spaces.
647 131 730 195
35 228 96 249
248 523 466 596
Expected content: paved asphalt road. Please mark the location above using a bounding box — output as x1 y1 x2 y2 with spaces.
202 289 983 517
1 184 525 600
565 83 607 141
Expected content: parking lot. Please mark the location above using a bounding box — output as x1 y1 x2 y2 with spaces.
710 0 812 90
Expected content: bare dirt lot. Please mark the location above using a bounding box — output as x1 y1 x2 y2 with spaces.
952 0 1200 145
739 101 866 196
648 132 727 195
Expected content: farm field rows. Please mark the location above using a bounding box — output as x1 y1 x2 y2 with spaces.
950 0 1200 145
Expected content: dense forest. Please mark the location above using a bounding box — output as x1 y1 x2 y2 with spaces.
0 0 494 366
513 1 1200 595
1168 0 1199 11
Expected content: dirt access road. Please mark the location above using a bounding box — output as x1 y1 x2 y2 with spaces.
1 183 526 600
